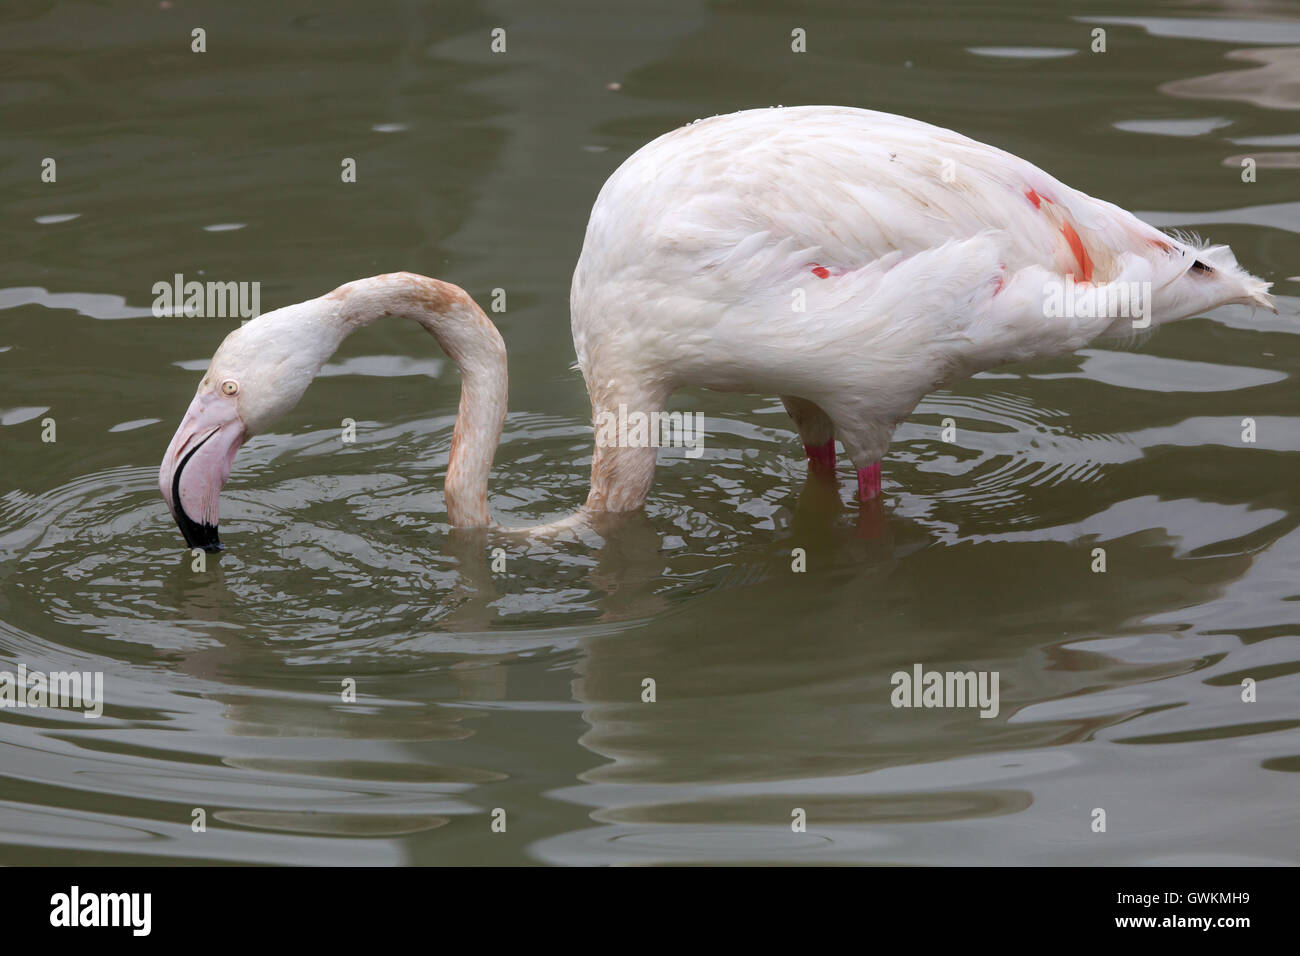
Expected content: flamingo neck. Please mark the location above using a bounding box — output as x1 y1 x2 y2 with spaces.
326 273 507 527
323 273 655 532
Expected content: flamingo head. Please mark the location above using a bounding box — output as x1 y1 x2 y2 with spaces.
159 301 336 552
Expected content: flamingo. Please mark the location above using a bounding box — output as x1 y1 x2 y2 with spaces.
160 105 1275 551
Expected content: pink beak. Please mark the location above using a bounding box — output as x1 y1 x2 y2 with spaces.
159 391 246 552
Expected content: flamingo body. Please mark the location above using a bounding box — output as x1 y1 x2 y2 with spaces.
572 106 1273 504
160 106 1274 549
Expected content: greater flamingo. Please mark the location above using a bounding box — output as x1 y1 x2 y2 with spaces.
160 105 1275 551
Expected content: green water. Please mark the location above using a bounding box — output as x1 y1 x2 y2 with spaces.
1 0 1298 864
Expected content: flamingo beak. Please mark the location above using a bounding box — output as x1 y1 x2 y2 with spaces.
159 391 247 552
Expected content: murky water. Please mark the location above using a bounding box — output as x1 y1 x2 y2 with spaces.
2 0 1298 864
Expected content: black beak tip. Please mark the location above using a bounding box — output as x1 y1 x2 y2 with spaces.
174 508 224 553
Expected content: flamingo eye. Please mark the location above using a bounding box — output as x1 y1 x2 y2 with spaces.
220 379 239 396
1190 259 1214 275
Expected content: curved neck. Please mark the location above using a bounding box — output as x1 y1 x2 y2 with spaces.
313 272 660 532
326 273 507 527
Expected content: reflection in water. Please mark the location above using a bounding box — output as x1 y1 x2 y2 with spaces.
5 376 1298 863
1162 47 1300 111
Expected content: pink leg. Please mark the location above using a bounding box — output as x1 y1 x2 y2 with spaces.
856 462 882 501
804 438 837 475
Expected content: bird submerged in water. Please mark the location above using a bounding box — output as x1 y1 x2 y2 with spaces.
160 105 1275 550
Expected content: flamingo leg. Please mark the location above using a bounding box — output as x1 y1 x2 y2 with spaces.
803 438 837 476
856 462 883 501
853 463 889 539
781 395 836 479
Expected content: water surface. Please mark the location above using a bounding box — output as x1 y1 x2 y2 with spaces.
2 0 1298 864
